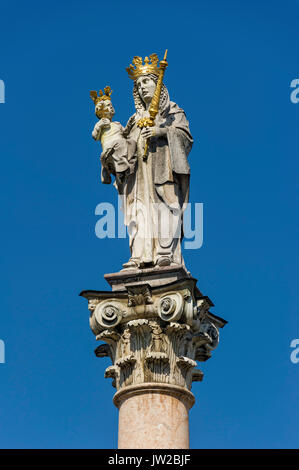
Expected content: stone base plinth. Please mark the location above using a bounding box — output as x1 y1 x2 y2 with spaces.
104 264 192 292
114 383 195 449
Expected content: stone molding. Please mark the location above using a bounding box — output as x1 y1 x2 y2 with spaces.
113 382 195 410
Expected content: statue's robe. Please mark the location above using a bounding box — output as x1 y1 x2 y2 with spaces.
121 101 193 267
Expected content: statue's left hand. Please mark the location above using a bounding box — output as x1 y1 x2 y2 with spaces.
140 126 167 140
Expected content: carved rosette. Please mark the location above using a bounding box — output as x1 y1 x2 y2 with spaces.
81 277 226 395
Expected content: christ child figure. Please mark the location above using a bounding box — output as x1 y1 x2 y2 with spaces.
90 86 130 185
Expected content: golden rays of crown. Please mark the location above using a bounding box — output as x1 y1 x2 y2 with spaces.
90 86 113 105
126 54 160 80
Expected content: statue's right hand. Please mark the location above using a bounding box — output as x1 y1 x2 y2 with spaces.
94 122 102 132
99 118 110 128
92 118 111 140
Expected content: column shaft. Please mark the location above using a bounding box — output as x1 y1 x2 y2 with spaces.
114 383 194 449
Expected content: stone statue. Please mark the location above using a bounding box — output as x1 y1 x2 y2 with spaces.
91 52 193 270
85 52 226 449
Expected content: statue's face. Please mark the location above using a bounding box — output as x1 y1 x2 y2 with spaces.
96 99 115 119
136 76 156 104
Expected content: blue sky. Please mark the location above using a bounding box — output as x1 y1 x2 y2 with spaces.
0 0 298 448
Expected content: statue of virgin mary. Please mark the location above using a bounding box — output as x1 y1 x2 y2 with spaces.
118 54 193 269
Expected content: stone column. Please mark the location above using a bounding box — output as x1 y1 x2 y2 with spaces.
81 266 226 449
115 383 193 449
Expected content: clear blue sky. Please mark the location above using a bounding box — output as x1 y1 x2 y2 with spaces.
0 0 298 449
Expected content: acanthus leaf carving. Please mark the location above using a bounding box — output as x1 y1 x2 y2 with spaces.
83 275 226 393
127 284 153 307
94 343 111 358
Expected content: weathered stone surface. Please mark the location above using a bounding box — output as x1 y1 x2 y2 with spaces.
81 269 226 448
80 270 226 394
115 383 193 449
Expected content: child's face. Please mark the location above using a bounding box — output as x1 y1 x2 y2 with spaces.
96 99 115 120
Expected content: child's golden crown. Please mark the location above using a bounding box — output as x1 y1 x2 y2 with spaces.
90 86 113 105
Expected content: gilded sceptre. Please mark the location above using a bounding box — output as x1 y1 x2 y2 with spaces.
137 50 168 159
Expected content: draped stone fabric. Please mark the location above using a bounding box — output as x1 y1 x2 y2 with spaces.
124 101 193 185
118 83 193 268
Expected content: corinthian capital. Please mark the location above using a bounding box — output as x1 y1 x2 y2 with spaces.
81 270 227 395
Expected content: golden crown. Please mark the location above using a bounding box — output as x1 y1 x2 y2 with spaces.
90 86 113 105
126 54 161 80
